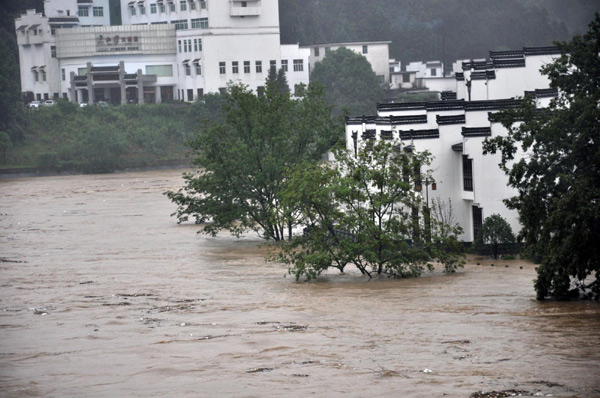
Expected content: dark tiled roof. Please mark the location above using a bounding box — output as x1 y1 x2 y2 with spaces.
90 65 119 72
455 72 464 81
388 114 427 125
461 127 492 137
437 114 466 125
471 70 496 80
462 60 493 71
441 91 457 101
493 58 525 68
523 46 562 56
378 102 426 112
464 99 522 111
400 129 440 140
489 50 524 59
524 88 558 98
452 142 463 152
346 115 377 125
361 129 376 140
426 100 465 111
49 17 80 23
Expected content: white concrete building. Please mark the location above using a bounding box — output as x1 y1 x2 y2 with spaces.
15 0 310 104
345 46 562 242
301 41 391 85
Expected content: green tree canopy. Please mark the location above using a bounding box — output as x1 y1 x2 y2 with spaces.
474 214 516 259
273 140 464 281
310 47 384 116
165 80 341 241
483 14 600 300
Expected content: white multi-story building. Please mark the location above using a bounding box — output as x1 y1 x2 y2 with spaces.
345 46 562 242
301 41 391 85
15 0 310 104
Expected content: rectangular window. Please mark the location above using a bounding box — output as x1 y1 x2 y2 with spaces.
150 3 157 13
78 6 89 16
200 0 206 9
51 26 56 35
463 155 473 191
140 5 146 14
472 206 483 240
270 60 276 69
362 45 368 54
170 3 175 12
78 67 88 76
232 61 239 74
180 0 186 11
185 64 191 76
281 59 288 72
187 39 192 52
219 62 226 74
199 18 208 28
402 73 410 83
314 47 319 57
187 88 193 101
178 40 182 52
51 46 56 58
93 7 104 16
193 38 200 51
195 63 201 75
41 70 46 81
191 17 208 28
61 68 65 81
431 68 437 76
293 59 303 72
189 1 196 10
173 20 188 30
130 6 136 15
33 70 38 82
146 64 173 77
159 3 165 12
255 60 262 73
243 61 250 73
197 88 203 97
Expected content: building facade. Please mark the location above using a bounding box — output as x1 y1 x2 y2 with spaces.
15 0 310 104
345 47 562 242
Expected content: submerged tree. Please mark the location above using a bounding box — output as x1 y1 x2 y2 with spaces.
474 214 516 260
483 14 600 300
165 80 340 241
274 140 464 281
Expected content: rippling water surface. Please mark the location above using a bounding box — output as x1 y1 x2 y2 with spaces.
1 170 599 398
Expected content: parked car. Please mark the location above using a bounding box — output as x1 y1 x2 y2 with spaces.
96 101 109 107
43 99 56 106
79 102 88 108
28 100 41 109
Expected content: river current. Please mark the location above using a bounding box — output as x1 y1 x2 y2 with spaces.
1 170 599 397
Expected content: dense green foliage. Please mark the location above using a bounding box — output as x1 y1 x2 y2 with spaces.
279 0 596 66
165 81 341 241
2 98 225 173
310 47 384 116
483 15 600 300
474 214 516 260
273 140 464 281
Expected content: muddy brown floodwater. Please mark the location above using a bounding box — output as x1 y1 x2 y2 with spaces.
1 170 599 398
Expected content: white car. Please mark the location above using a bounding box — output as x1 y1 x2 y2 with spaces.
28 101 41 109
79 102 88 108
43 99 56 106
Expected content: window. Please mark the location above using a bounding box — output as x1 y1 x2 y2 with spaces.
314 47 319 57
78 6 89 16
146 65 173 77
130 6 136 15
197 88 203 98
255 60 262 73
33 70 38 82
140 5 146 14
257 86 264 97
41 69 46 81
243 61 250 73
232 61 239 74
172 19 188 30
293 59 303 72
51 26 56 35
281 59 288 72
270 60 276 69
187 89 193 101
159 3 165 12
198 17 208 28
325 47 330 54
219 87 226 95
195 62 201 75
402 73 410 83
78 67 88 76
51 46 56 58
431 68 437 76
185 64 191 76
362 45 368 54
191 18 201 28
36 93 41 101
61 68 65 81
194 38 202 51
463 155 473 191
178 40 182 52
472 206 483 241
93 6 104 16
180 0 186 11
190 1 196 10
219 62 226 74
200 0 206 9
186 39 192 52
241 1 247 6
150 3 157 13
170 3 175 12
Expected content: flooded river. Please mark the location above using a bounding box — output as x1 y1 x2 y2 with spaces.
1 170 599 398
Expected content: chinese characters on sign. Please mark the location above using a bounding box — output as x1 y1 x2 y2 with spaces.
96 34 141 53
